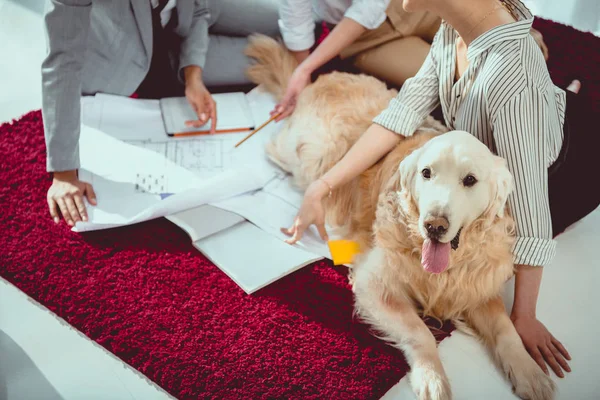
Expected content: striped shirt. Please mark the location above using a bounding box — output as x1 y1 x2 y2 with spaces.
373 0 566 267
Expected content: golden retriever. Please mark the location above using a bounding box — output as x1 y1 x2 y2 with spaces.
245 34 556 400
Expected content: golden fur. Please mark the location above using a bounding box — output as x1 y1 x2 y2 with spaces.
246 34 556 400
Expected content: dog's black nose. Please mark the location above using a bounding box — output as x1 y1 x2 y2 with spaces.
425 216 449 239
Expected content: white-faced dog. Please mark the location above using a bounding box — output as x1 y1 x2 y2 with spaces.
399 131 513 274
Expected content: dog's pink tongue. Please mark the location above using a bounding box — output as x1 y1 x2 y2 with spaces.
421 239 451 274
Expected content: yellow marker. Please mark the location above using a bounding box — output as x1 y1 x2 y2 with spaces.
328 240 362 266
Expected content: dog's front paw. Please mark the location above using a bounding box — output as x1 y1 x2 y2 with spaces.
500 346 556 400
509 360 556 400
409 362 452 400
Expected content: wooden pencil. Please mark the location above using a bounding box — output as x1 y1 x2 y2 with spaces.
234 114 280 148
173 126 254 138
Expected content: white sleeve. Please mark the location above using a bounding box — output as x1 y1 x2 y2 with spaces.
278 0 316 51
344 0 390 30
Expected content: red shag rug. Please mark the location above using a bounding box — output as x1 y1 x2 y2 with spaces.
1 19 598 400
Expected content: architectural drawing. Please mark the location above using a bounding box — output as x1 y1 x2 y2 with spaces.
126 137 238 180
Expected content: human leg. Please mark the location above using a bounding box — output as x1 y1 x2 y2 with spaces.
210 0 280 37
203 0 280 87
352 36 431 88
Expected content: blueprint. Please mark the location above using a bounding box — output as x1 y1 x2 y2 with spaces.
126 136 240 180
82 91 278 182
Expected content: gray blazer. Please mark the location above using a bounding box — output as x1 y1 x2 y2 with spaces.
41 0 212 172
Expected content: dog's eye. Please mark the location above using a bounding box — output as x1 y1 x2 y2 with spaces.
422 168 431 179
463 174 477 187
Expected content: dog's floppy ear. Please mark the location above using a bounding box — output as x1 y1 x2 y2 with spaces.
487 156 514 219
398 147 422 194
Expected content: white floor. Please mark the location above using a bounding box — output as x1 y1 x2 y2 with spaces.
0 279 173 400
0 1 598 399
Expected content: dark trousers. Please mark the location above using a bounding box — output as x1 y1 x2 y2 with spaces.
548 90 600 237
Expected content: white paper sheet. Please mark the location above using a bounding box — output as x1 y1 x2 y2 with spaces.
81 94 166 142
74 125 277 232
160 93 254 134
211 173 335 259
193 221 322 294
166 205 245 242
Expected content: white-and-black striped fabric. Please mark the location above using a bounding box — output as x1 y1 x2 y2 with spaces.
373 0 566 267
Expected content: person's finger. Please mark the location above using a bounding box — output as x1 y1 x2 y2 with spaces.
549 342 571 373
56 198 72 226
85 183 97 206
74 194 88 222
185 119 208 128
48 197 60 224
316 221 329 241
64 196 81 224
193 98 208 124
184 100 208 127
280 226 295 237
275 93 296 121
288 225 306 244
528 346 549 375
278 94 291 111
209 98 217 134
540 344 563 378
285 220 306 245
274 91 294 120
275 100 296 122
275 106 294 122
281 217 298 237
551 337 571 360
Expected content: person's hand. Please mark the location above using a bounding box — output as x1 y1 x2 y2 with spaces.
47 170 97 227
530 28 549 61
281 179 330 244
512 314 571 377
185 77 217 133
271 65 311 122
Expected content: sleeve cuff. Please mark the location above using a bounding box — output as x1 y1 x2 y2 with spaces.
344 7 386 30
179 52 207 82
46 150 80 173
178 16 209 82
512 236 557 267
278 19 315 51
372 98 425 137
179 54 207 70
